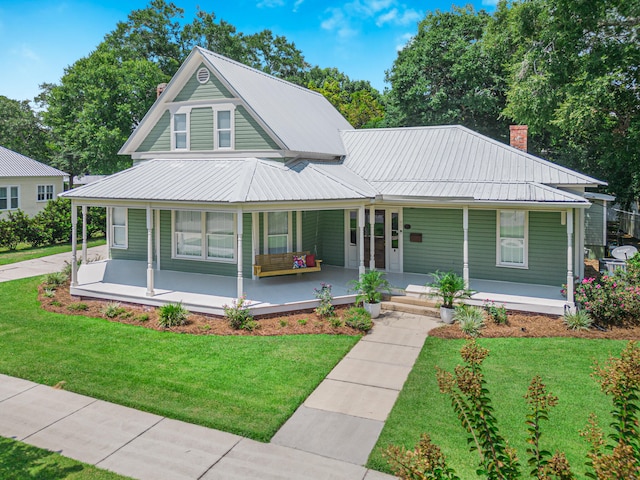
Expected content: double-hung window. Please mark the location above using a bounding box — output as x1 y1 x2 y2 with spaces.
37 185 54 202
216 110 232 149
497 210 528 268
173 113 187 149
266 211 290 254
0 186 19 210
174 211 236 262
111 207 128 249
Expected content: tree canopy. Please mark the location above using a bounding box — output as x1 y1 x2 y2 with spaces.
0 96 50 161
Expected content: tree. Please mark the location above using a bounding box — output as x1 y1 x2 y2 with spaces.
0 96 50 161
385 6 510 140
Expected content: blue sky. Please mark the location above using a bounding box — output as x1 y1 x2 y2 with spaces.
0 0 497 103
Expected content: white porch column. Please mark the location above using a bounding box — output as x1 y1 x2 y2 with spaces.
146 205 154 296
237 209 244 297
369 205 375 270
463 206 469 288
358 205 366 276
566 208 574 304
252 212 259 279
71 202 78 287
155 209 161 270
296 210 302 251
578 208 585 279
106 207 112 260
81 205 88 264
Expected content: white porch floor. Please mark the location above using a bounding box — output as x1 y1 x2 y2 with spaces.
72 260 570 316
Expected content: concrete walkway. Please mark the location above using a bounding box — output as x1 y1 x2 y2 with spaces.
0 244 107 282
0 310 440 480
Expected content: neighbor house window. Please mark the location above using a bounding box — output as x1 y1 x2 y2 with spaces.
174 210 236 262
0 186 19 210
111 207 128 249
216 110 232 148
266 211 289 254
497 210 528 267
37 185 54 202
173 113 187 149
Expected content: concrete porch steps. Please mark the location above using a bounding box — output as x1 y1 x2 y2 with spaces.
381 295 440 317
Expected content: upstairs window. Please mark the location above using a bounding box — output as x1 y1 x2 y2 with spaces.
173 113 187 149
37 185 54 202
497 210 528 268
0 186 19 210
216 110 232 149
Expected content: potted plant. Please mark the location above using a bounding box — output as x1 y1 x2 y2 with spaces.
349 270 391 318
428 271 472 323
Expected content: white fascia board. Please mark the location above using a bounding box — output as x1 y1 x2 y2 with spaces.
380 195 591 209
130 150 288 161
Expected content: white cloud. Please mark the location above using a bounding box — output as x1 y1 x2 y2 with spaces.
257 0 286 8
321 8 358 39
376 7 420 27
12 45 41 62
293 0 304 12
481 0 499 6
395 32 413 51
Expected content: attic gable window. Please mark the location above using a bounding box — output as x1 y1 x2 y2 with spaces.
173 113 187 149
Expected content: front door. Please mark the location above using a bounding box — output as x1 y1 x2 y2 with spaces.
387 209 401 273
345 208 403 272
365 209 386 269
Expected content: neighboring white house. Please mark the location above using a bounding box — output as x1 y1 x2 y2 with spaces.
0 146 68 218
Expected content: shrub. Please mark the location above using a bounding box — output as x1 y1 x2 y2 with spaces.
0 217 21 250
158 302 189 328
43 288 56 298
67 302 88 311
454 304 485 337
575 274 640 327
329 316 343 328
483 300 508 325
563 309 593 331
136 313 149 322
279 319 288 327
101 302 126 319
43 271 68 287
297 318 307 326
223 296 253 330
33 198 72 244
314 283 334 317
428 271 472 309
343 306 373 332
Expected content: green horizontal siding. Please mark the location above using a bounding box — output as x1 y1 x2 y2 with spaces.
319 210 345 266
403 208 463 275
468 210 567 286
235 106 279 150
136 110 170 152
190 107 214 150
111 209 147 261
173 64 233 101
302 211 320 256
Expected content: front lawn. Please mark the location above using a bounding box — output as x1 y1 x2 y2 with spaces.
0 238 105 266
369 336 628 478
0 277 359 441
0 436 130 479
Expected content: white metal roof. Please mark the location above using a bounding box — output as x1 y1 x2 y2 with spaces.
61 158 372 203
0 146 68 178
341 126 605 187
199 48 353 157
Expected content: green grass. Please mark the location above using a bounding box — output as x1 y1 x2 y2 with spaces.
0 277 359 441
0 238 106 266
368 336 629 478
0 436 131 479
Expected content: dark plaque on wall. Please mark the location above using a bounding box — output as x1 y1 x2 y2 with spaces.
409 233 422 243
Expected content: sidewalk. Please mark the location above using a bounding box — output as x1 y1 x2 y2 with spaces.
0 302 439 479
0 244 107 282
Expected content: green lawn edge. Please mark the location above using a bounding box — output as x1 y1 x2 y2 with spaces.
368 336 628 478
0 436 131 480
0 277 360 442
0 238 106 266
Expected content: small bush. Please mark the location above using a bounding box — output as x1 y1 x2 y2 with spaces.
243 319 259 331
343 306 373 332
223 296 253 330
50 300 62 307
136 313 149 322
43 271 68 287
101 302 126 319
314 283 335 317
158 302 189 328
454 304 485 337
564 309 593 331
198 324 211 331
297 318 307 326
279 319 288 327
67 302 88 312
575 274 640 327
329 316 343 328
43 288 56 298
483 300 508 325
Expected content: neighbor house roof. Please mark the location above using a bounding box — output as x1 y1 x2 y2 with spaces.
61 158 374 204
0 146 68 178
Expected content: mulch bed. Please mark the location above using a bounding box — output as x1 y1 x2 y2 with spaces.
38 282 362 336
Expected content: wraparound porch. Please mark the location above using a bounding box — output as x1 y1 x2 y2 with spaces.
71 260 569 316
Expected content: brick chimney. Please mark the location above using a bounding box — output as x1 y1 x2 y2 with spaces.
156 83 168 98
509 125 528 152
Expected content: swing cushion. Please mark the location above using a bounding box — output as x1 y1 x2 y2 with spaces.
253 251 322 277
306 254 316 267
292 255 306 269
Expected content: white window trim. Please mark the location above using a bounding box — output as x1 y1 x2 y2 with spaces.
109 207 128 249
37 184 54 202
171 107 190 151
171 210 237 263
214 108 234 150
263 211 293 254
0 185 19 211
496 210 529 269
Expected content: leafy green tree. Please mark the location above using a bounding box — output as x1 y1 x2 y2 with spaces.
0 96 50 161
385 6 510 140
